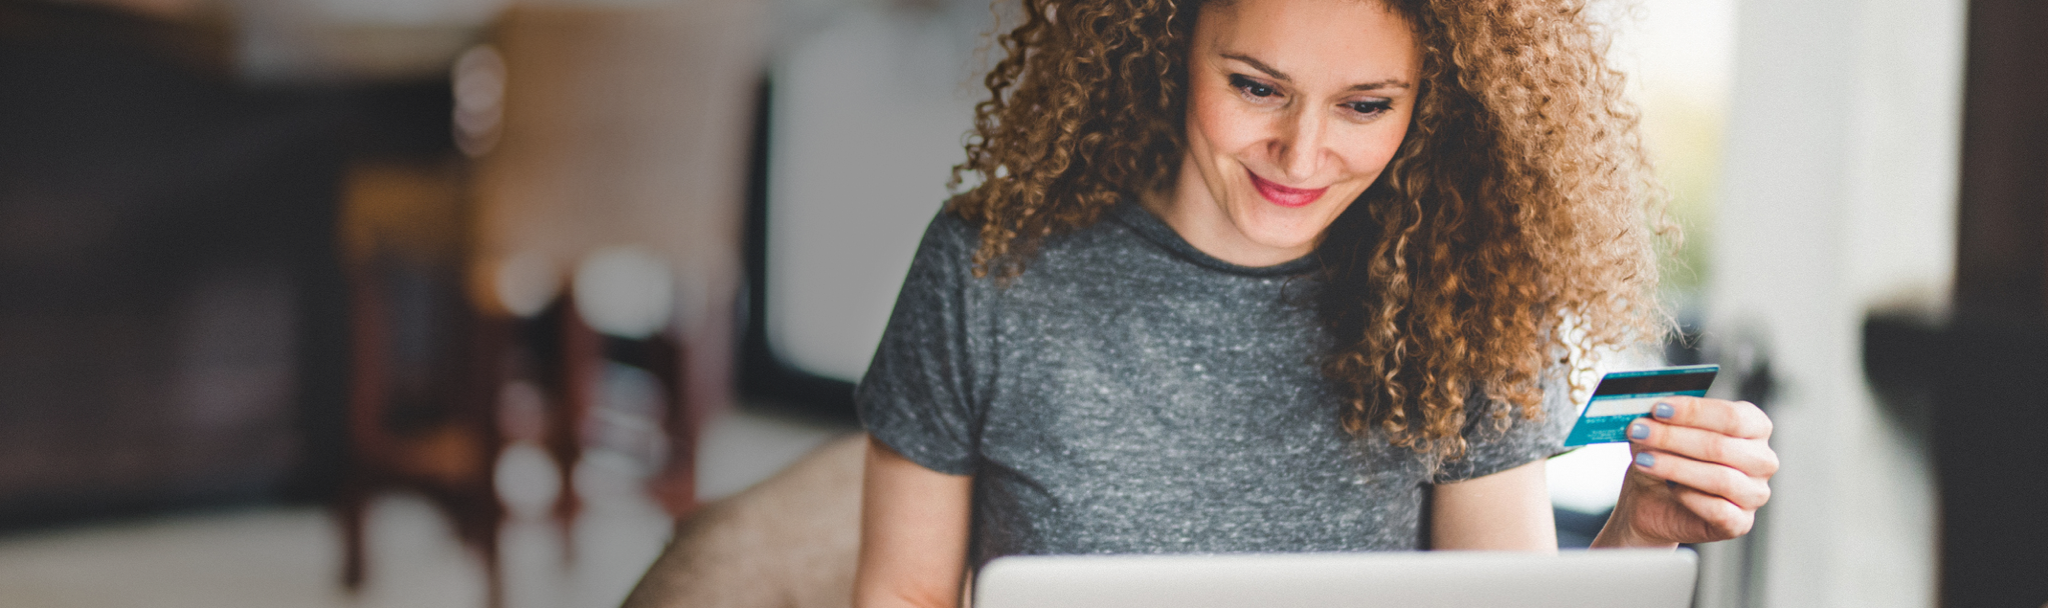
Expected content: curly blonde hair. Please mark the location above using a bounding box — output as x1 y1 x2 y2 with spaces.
947 0 1670 461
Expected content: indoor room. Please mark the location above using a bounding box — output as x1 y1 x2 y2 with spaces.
0 0 2039 606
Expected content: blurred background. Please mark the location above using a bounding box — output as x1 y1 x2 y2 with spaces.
0 0 2041 606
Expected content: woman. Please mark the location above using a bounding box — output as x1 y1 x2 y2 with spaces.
853 0 1779 605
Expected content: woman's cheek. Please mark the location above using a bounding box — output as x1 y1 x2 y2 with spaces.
1189 94 1264 156
1361 118 1410 170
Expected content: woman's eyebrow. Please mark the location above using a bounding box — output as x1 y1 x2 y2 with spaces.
1221 52 1291 81
1346 79 1412 92
1220 52 1411 91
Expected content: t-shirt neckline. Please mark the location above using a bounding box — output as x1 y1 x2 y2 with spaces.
1107 199 1322 278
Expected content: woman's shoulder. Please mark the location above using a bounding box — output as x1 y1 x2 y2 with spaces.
903 207 982 273
918 206 981 248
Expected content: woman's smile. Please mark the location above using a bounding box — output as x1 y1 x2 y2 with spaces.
1247 169 1327 208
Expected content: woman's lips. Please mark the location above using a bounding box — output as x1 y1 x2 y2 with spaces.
1248 170 1327 208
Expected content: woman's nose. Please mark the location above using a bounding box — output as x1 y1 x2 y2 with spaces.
1270 107 1326 182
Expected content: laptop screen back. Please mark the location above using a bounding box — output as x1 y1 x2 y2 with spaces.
974 549 1697 608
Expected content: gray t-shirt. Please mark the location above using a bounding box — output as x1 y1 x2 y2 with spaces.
856 201 1571 569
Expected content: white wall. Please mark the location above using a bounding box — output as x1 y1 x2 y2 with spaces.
764 0 990 382
1705 0 1964 605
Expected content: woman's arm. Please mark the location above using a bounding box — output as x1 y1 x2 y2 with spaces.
854 436 975 608
1430 459 1559 551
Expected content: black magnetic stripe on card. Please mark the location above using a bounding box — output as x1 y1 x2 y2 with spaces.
1591 372 1717 397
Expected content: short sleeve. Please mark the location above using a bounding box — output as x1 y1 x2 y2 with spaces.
1430 368 1576 483
853 212 989 476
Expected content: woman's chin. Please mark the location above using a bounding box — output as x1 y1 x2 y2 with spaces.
1232 204 1333 251
1226 218 1322 261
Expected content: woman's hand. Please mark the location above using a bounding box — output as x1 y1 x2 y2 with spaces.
1592 396 1779 548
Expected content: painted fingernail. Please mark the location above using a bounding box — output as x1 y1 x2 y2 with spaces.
1635 452 1656 468
1628 423 1651 440
1653 402 1675 420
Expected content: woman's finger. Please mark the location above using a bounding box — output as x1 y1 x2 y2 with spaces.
1671 484 1754 539
1627 419 1780 479
1652 396 1773 440
1631 448 1771 511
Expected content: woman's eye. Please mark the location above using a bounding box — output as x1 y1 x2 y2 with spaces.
1228 74 1278 99
1346 100 1393 116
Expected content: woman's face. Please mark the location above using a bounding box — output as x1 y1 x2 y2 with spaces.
1167 0 1420 266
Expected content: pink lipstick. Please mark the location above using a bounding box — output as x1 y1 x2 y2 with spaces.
1248 170 1326 208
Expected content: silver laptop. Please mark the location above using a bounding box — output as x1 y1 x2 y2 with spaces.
974 549 1697 608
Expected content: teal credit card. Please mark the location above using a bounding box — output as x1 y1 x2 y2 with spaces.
1562 364 1720 447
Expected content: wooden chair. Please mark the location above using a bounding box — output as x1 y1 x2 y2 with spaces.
332 140 731 607
333 161 513 608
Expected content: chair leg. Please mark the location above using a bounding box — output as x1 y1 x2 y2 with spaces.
339 482 370 591
449 488 507 608
657 296 737 518
340 266 390 592
545 295 601 562
477 504 507 608
647 334 699 516
464 313 513 608
646 433 699 517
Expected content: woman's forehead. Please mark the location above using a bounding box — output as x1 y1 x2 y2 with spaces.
1195 0 1420 84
